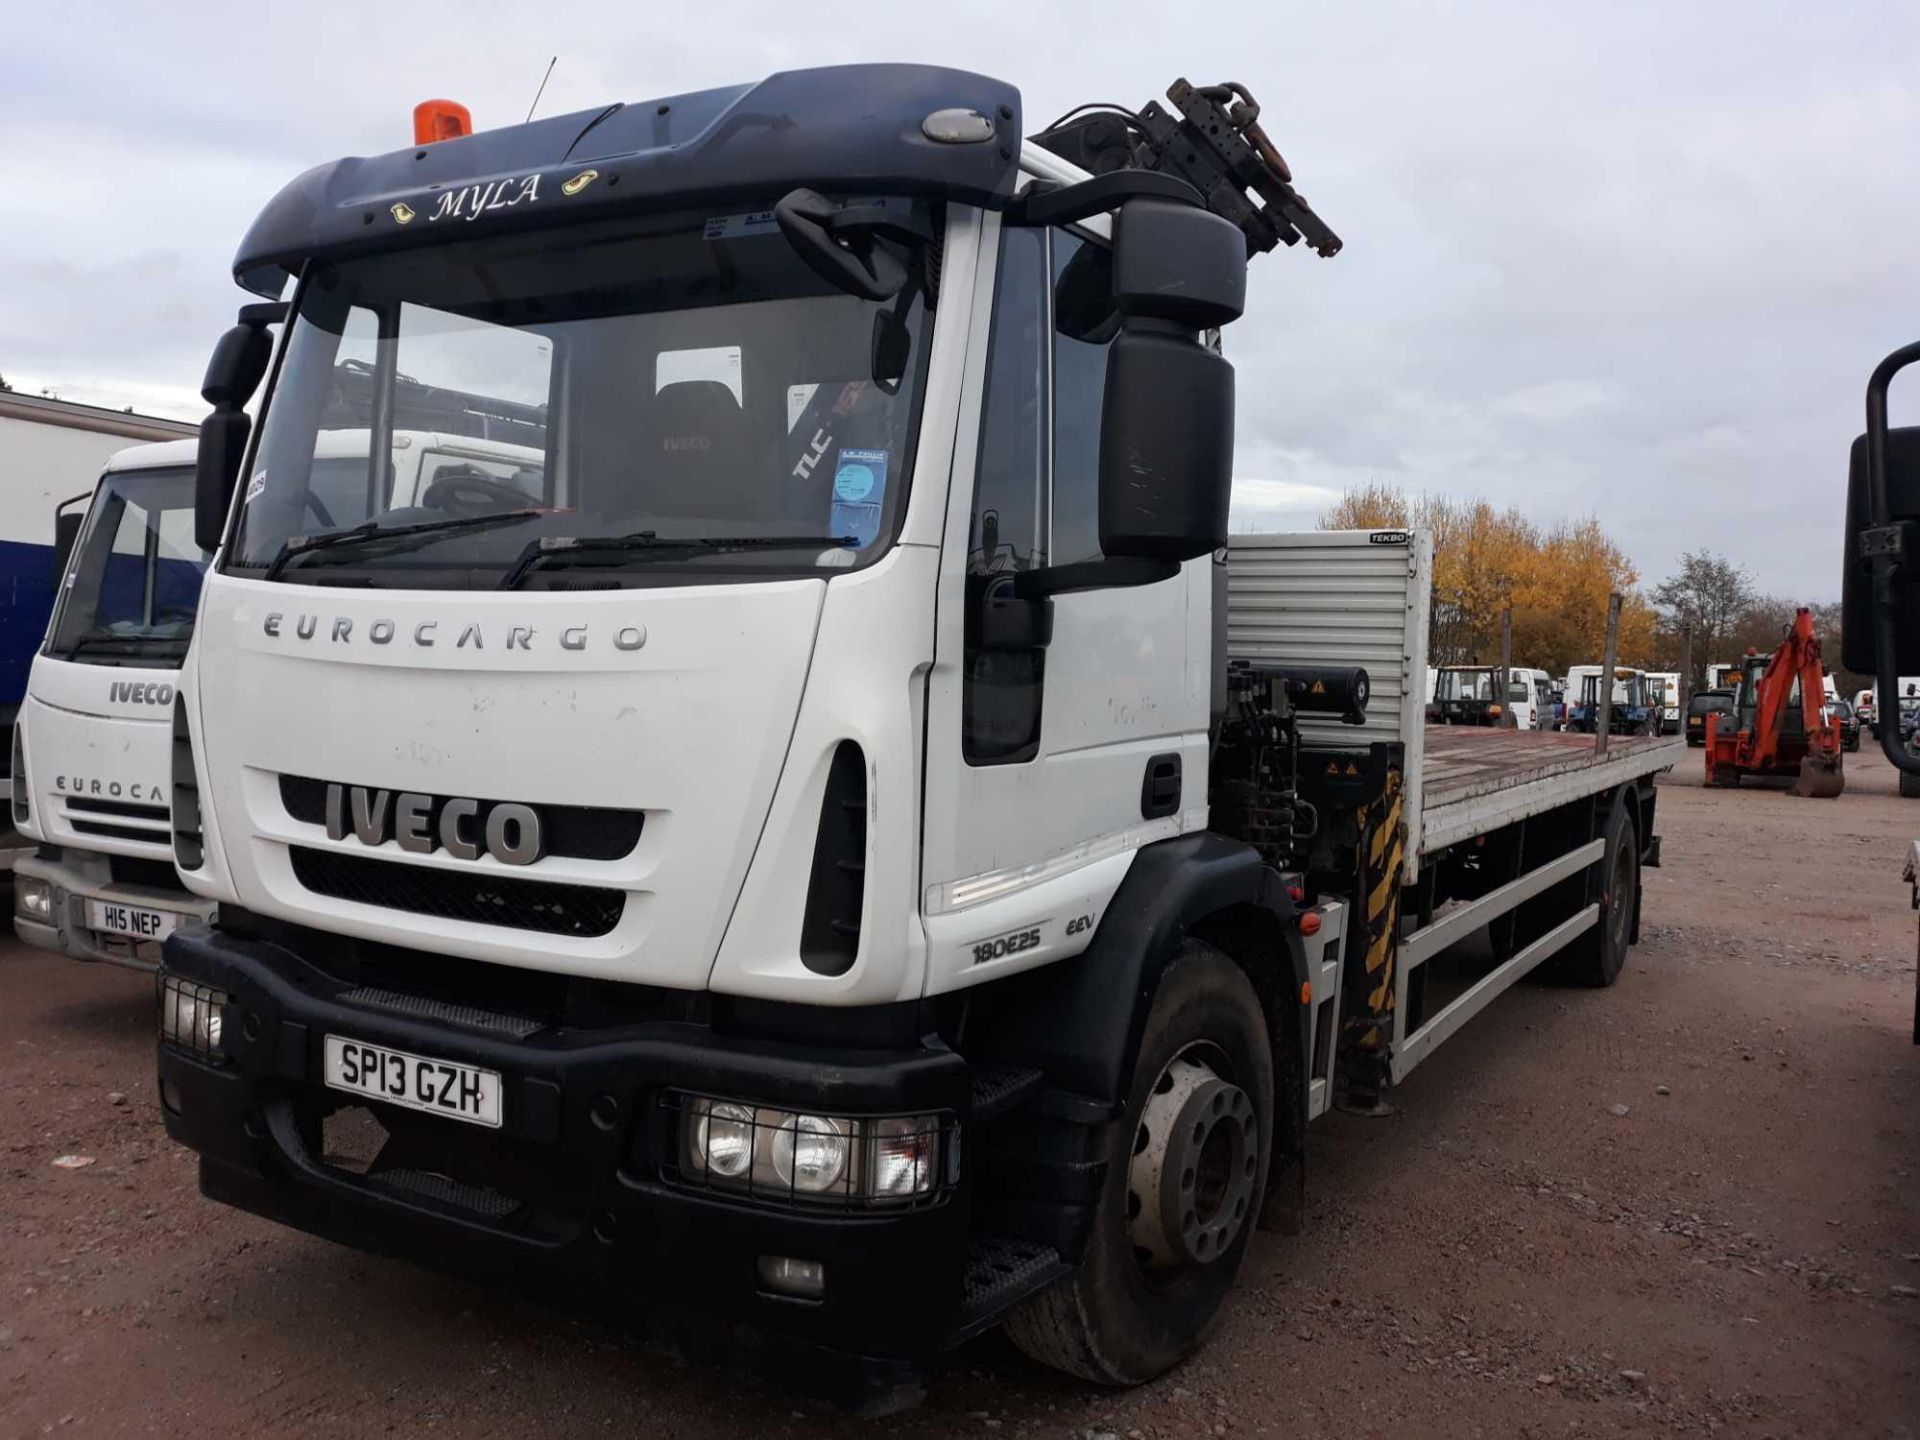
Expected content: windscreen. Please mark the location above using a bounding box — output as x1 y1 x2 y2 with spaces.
1437 669 1495 702
231 207 932 587
46 466 207 665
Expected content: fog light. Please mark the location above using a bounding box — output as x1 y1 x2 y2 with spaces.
16 877 51 922
757 1255 825 1299
689 1099 755 1180
159 974 228 1061
771 1114 850 1194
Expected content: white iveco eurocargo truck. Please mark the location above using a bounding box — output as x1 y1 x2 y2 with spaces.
158 67 1678 1386
13 441 216 965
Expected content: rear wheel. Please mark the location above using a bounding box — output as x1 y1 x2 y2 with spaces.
1004 940 1273 1385
1900 767 1920 799
1555 799 1637 987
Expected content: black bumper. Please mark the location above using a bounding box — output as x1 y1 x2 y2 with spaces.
157 925 976 1362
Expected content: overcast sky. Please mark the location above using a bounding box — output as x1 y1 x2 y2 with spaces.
4 0 1915 598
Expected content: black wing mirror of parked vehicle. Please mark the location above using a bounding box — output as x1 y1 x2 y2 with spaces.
1843 342 1920 774
194 301 285 553
50 491 90 584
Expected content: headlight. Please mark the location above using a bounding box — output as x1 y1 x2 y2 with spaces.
691 1101 755 1179
159 974 227 1061
15 876 52 921
677 1094 949 1207
771 1113 850 1193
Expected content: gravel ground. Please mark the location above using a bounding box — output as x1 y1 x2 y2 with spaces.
2 745 1915 1437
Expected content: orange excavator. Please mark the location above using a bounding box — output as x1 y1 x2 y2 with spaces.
1703 608 1845 796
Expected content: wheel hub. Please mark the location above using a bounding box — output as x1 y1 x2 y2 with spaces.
1128 1051 1259 1271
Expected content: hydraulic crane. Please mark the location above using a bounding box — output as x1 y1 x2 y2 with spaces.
1703 607 1845 797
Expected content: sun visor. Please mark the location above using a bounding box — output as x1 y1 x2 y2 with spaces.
231 64 1021 294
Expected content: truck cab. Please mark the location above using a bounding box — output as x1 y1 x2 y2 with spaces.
13 441 217 965
156 67 1669 1386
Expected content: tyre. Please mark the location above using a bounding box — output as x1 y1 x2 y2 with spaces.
1004 940 1274 1385
1555 797 1637 987
1900 767 1920 799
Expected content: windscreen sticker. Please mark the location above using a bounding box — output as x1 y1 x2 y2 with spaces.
787 384 820 433
243 470 268 504
704 210 780 241
831 448 889 547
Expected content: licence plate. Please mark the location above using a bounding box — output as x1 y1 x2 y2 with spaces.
322 1035 503 1128
87 899 179 942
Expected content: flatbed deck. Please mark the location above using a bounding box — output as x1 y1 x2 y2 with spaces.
1417 726 1682 856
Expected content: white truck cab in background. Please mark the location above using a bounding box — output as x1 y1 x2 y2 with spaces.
13 441 216 966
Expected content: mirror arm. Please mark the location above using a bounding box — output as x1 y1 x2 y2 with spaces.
1012 556 1179 600
1004 170 1204 229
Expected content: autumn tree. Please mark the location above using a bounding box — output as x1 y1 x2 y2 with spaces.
1319 486 1650 674
1650 551 1757 689
1317 481 1409 530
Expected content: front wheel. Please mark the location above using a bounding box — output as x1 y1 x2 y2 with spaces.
1004 940 1274 1385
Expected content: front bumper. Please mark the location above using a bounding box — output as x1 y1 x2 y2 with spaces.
15 850 215 970
157 925 978 1361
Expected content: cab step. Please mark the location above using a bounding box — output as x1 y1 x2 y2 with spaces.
954 1233 1068 1339
967 1064 1045 1122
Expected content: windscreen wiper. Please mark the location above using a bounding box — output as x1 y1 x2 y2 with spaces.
65 632 190 656
497 532 858 590
262 510 544 582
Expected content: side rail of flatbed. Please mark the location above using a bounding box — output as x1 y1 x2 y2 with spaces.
1388 729 1680 1084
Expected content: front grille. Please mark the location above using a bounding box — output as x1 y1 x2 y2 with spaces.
110 854 184 889
65 795 169 822
72 820 171 845
278 776 643 861
290 845 624 937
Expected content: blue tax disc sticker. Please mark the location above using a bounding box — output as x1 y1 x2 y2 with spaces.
831 448 889 546
835 448 887 502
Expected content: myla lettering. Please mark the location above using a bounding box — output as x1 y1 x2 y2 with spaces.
323 783 543 866
427 175 541 224
265 613 644 653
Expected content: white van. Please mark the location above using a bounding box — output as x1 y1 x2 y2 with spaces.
1647 672 1682 734
1505 666 1554 730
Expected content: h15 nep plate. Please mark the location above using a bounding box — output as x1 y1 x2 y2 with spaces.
323 1035 502 1128
87 899 179 942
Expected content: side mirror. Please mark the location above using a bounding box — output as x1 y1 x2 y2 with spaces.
1097 199 1246 565
194 307 281 553
51 493 89 583
1842 422 1920 675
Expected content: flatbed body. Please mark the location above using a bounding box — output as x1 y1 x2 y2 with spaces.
1419 725 1682 854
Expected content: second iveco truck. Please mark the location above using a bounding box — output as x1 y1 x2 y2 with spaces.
158 67 1675 1385
14 440 216 965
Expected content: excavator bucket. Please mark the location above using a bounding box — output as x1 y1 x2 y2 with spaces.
1792 750 1845 798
